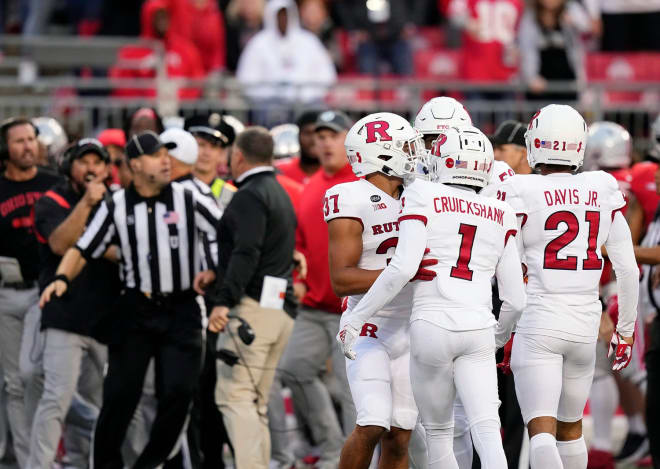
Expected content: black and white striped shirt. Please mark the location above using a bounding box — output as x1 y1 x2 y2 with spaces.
76 182 221 294
175 174 215 201
174 174 220 270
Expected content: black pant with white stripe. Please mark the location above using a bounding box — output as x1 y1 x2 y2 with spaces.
93 290 203 469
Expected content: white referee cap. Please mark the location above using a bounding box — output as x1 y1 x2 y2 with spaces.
160 128 199 165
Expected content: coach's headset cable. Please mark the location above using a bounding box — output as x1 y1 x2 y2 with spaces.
217 314 314 433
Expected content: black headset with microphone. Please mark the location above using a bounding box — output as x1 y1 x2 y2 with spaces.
216 313 255 366
214 313 313 433
58 138 110 177
0 117 40 161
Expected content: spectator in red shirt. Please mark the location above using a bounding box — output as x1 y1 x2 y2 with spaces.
448 0 523 82
109 0 205 99
279 111 357 468
167 0 226 74
275 111 321 185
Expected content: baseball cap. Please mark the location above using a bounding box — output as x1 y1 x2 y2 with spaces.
185 114 234 148
97 129 126 148
296 110 321 128
160 128 199 165
315 110 352 133
490 120 526 147
71 138 110 162
125 131 175 159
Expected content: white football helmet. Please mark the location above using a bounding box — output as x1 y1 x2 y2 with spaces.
32 116 67 167
584 122 632 171
271 124 300 159
650 114 660 160
414 96 472 136
344 112 426 180
428 125 494 189
525 104 587 170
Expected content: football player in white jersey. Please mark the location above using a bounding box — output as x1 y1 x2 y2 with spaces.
583 121 649 467
325 112 432 469
414 96 472 150
414 95 477 469
495 105 639 469
338 125 526 469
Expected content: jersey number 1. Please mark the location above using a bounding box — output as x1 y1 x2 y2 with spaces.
451 223 477 281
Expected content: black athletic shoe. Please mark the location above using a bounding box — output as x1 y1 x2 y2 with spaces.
615 432 649 465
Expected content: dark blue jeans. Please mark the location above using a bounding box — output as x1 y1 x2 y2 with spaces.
357 38 413 76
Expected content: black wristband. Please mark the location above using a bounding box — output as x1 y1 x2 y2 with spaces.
53 274 70 288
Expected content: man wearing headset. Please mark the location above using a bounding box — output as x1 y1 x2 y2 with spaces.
29 139 121 469
199 127 297 469
0 117 62 467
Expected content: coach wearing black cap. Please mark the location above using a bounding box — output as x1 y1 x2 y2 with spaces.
491 120 531 174
40 131 223 469
30 138 121 468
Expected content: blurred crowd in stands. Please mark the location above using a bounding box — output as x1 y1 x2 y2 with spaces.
1 0 660 96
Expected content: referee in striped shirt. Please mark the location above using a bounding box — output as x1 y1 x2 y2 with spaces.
40 131 222 469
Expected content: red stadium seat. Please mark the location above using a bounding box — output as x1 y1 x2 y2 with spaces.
413 27 447 51
587 52 660 103
414 49 462 80
326 74 411 108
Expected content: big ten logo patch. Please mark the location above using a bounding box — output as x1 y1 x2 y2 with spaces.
360 323 378 338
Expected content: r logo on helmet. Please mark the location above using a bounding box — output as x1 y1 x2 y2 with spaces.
364 121 393 143
431 133 447 157
529 110 541 130
445 158 455 168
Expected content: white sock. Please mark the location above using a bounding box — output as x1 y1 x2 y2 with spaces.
529 433 562 469
589 375 618 451
470 419 507 469
557 436 588 469
426 425 459 469
628 414 647 435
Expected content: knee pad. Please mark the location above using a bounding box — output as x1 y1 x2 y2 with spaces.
425 425 458 469
470 419 506 469
454 411 470 437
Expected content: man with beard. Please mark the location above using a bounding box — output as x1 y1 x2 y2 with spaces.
29 138 121 469
0 117 61 467
275 111 320 185
40 131 221 468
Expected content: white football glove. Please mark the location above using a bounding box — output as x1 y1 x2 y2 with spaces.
336 324 360 360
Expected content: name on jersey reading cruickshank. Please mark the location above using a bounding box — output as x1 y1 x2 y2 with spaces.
433 196 504 226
